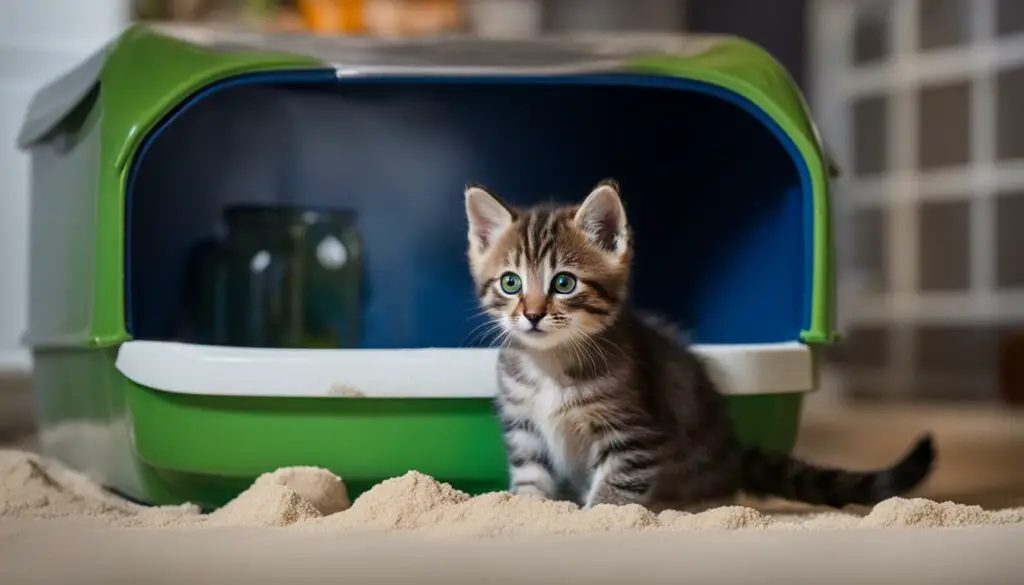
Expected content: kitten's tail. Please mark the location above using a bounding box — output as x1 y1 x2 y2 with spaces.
739 433 935 508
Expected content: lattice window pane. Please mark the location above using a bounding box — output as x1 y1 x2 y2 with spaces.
997 66 1024 160
996 191 1024 288
918 200 971 291
853 0 892 64
853 95 889 175
996 0 1024 37
912 324 1002 401
918 80 972 169
829 325 891 367
852 206 889 293
919 0 974 49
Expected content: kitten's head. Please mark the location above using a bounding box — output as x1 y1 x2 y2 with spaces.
464 180 632 351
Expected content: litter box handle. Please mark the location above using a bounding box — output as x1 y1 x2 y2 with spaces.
181 237 228 345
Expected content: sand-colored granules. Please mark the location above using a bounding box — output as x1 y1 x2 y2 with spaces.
2 449 1022 536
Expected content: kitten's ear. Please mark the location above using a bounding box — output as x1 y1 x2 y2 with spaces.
465 184 515 253
574 179 629 256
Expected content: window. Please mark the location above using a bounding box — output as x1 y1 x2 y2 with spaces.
811 0 1024 399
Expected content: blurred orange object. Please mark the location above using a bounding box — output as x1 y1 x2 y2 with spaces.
269 8 308 32
298 0 366 34
365 0 461 36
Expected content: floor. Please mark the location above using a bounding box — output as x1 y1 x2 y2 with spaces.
793 402 1024 509
2 522 1021 585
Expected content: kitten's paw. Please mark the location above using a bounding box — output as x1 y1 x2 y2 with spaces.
511 484 551 500
585 485 644 508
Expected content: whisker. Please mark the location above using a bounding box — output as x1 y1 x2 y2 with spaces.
493 328 514 349
596 334 627 363
569 334 598 376
478 323 508 348
461 318 500 347
576 331 614 376
568 336 584 373
468 316 508 346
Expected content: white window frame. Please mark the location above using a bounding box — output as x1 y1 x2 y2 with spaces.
809 0 1024 398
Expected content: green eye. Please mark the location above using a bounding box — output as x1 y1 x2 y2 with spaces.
552 272 577 294
500 272 522 295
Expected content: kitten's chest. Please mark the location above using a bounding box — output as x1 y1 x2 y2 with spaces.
522 374 594 478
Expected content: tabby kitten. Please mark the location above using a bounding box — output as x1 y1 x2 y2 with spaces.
464 179 935 510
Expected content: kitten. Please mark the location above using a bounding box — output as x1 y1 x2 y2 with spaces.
464 179 935 510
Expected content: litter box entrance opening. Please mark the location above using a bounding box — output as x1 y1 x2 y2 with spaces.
126 74 809 349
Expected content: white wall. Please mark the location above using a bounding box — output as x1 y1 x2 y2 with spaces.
0 0 129 372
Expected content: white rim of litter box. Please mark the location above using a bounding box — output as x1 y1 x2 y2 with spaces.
114 340 816 398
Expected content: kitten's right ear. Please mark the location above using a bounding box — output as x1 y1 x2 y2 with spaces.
465 184 515 253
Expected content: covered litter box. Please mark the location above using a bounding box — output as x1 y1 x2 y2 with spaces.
19 25 837 508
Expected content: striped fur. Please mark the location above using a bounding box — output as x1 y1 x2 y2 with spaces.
465 180 936 510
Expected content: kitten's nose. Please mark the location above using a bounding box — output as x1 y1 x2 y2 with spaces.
524 312 546 326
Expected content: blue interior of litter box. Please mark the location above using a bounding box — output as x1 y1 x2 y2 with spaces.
125 70 812 347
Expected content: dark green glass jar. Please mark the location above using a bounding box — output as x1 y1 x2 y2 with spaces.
187 204 362 348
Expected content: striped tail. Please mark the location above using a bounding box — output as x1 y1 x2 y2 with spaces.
740 433 936 508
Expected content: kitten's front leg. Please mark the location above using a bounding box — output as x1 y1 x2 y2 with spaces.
585 429 664 508
502 417 559 500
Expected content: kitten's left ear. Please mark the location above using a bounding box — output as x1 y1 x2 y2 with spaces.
575 179 629 257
